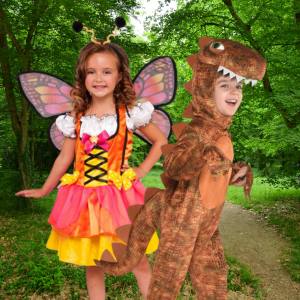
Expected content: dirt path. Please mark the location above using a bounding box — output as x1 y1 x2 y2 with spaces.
220 202 300 300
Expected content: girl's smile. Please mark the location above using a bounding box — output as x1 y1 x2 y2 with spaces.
85 51 121 100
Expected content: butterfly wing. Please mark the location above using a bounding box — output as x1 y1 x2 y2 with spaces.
133 57 176 144
19 72 74 149
135 108 172 145
19 72 73 117
49 123 65 150
133 56 176 106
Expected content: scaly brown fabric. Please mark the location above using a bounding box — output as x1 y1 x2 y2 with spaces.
96 37 266 299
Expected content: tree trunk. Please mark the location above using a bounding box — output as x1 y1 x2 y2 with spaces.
0 18 32 209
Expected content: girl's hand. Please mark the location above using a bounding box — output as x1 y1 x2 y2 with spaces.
121 163 147 179
133 167 147 179
121 163 130 172
15 188 47 198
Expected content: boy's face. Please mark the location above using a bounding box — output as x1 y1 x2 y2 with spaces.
213 75 243 117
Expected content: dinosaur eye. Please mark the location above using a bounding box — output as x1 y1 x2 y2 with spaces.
210 42 225 51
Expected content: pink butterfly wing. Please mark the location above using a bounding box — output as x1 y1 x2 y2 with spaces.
133 57 176 106
135 109 172 144
50 122 65 150
133 57 176 144
19 72 73 117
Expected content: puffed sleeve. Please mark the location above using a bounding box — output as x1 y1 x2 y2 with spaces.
126 101 154 131
55 114 76 138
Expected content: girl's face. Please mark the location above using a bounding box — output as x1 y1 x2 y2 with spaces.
85 51 121 101
213 76 243 117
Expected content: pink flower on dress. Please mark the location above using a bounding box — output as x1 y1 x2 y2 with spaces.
82 130 110 153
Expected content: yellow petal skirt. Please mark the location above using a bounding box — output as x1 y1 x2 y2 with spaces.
47 230 159 266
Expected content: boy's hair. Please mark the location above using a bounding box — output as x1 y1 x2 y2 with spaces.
71 42 136 115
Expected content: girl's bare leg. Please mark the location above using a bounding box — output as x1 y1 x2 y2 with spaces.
86 266 105 300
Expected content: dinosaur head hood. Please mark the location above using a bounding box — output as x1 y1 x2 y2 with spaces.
184 37 267 130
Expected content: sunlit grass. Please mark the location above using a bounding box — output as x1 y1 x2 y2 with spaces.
141 167 164 188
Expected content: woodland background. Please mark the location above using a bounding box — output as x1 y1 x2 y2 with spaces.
0 0 299 208
0 0 299 299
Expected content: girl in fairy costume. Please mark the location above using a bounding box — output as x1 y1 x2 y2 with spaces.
16 18 176 299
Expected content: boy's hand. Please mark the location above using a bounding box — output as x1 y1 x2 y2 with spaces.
230 166 248 186
15 188 47 198
230 162 253 199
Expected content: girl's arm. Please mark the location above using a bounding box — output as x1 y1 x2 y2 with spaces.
15 138 76 198
133 123 168 178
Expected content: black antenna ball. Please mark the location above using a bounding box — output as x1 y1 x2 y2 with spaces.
72 21 83 33
115 17 126 29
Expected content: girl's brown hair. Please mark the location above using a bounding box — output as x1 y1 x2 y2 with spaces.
71 42 136 116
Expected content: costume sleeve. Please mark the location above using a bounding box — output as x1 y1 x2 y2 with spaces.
55 114 76 138
163 126 205 181
126 101 154 131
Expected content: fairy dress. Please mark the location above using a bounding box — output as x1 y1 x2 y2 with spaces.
46 101 159 266
18 57 176 266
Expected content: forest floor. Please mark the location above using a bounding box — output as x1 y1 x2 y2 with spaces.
221 201 300 300
1 170 299 299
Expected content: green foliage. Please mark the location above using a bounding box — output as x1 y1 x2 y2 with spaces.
0 0 299 194
227 255 263 299
142 168 164 188
231 90 300 187
145 0 300 187
0 170 22 210
129 135 151 167
0 0 147 192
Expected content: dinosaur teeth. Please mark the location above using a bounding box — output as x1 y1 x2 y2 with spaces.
229 71 235 79
217 65 258 85
235 75 244 83
217 65 224 72
218 66 231 76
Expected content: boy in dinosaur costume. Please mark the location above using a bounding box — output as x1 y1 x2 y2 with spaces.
96 37 266 299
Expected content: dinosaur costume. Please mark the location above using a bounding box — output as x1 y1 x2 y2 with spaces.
96 37 266 299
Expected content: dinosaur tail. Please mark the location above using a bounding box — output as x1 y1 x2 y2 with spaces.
94 188 163 275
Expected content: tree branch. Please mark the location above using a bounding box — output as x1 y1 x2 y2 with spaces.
247 0 272 26
0 7 24 57
268 41 300 47
222 0 251 32
25 0 50 52
248 10 262 27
